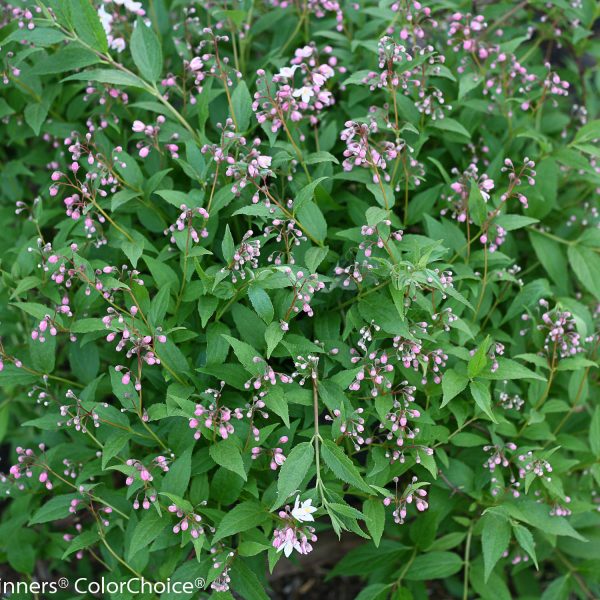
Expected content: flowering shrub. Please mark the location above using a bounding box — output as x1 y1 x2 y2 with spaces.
0 1 599 598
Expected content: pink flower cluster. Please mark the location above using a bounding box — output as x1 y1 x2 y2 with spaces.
132 116 180 159
168 503 204 539
254 44 338 132
251 436 288 470
165 204 210 245
221 230 261 283
383 476 429 525
189 383 243 440
9 445 53 490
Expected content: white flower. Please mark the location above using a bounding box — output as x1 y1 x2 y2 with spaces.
278 65 298 79
282 537 300 557
256 155 272 169
295 45 313 59
291 496 317 522
293 86 314 104
479 176 495 201
97 5 113 35
109 37 126 53
114 0 144 12
132 120 146 133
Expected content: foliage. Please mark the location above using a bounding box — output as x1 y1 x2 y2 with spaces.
0 0 599 598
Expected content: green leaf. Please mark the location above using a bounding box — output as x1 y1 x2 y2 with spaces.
31 45 99 75
506 499 585 540
0 404 9 444
154 189 190 208
62 530 100 559
29 334 56 374
209 438 247 481
144 256 179 290
468 181 487 227
248 285 274 324
529 231 568 292
121 240 144 269
355 584 392 600
222 335 262 375
148 286 171 326
70 0 108 52
212 501 269 543
231 559 270 600
305 151 339 165
305 246 329 273
232 81 253 131
512 524 538 569
102 431 129 469
272 441 314 509
541 575 571 600
296 200 327 243
222 225 235 262
363 498 385 547
130 18 163 82
470 381 497 423
24 103 50 136
573 119 600 145
430 117 471 140
294 177 329 209
441 370 469 407
127 512 168 560
468 336 491 378
63 69 146 88
321 439 372 494
494 215 539 231
482 512 511 580
404 551 463 580
528 158 558 219
568 244 600 300
265 322 285 358
30 495 77 525
264 386 290 428
458 72 482 99
161 447 192 496
480 358 546 381
590 406 600 457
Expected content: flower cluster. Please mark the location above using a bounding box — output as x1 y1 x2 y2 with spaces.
9 445 53 490
272 496 318 557
383 477 429 525
254 44 338 132
165 204 210 245
189 383 244 440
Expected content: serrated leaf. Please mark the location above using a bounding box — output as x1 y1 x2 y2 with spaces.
482 512 511 581
70 0 108 52
321 439 372 494
263 386 290 428
272 442 314 509
232 81 252 131
130 18 162 82
468 336 491 378
127 512 168 560
363 498 385 547
212 501 269 543
209 438 247 481
161 447 192 496
30 495 77 525
470 381 497 423
248 285 274 324
568 244 600 300
513 523 538 569
441 370 469 407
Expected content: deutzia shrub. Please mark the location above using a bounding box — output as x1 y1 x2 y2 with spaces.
0 1 599 598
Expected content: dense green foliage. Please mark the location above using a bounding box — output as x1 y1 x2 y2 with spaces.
0 0 599 598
